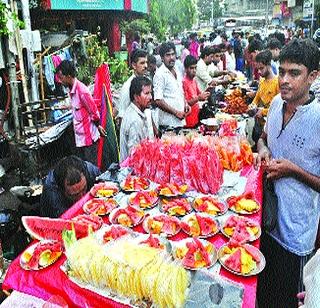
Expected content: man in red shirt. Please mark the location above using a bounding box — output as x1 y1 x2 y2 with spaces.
182 55 210 127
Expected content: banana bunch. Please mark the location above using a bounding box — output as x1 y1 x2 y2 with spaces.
65 237 190 308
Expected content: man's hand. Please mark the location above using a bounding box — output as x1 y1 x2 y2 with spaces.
198 91 210 101
175 110 186 120
297 292 305 307
98 125 107 137
246 91 256 99
184 104 191 115
255 108 263 118
254 147 271 170
265 159 298 180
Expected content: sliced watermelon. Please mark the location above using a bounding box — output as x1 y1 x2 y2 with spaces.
71 214 103 231
243 244 261 262
22 216 90 242
196 214 216 236
230 223 251 245
224 248 242 272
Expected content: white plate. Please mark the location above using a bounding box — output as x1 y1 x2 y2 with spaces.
20 240 63 271
83 198 119 216
221 215 261 242
172 238 217 270
142 214 181 237
160 197 192 217
109 206 145 228
193 196 228 216
128 191 159 209
120 177 150 192
218 244 265 276
181 213 220 238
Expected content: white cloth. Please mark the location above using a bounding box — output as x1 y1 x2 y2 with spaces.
120 103 151 162
195 58 213 91
212 35 222 46
117 74 135 118
301 249 320 308
153 63 185 127
225 51 236 71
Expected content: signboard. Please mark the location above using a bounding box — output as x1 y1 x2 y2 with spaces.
288 0 296 8
303 0 313 18
132 0 148 14
50 0 124 10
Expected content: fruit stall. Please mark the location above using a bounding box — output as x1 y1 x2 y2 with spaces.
1 109 263 307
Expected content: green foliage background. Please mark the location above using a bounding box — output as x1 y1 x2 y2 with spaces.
77 36 131 87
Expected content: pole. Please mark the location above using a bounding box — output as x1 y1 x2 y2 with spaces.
10 0 33 127
211 0 214 28
311 0 315 37
266 0 269 29
5 39 21 140
21 0 39 104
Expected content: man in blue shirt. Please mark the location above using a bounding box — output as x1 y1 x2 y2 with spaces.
40 155 100 217
256 39 320 308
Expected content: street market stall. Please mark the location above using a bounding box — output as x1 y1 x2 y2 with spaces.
2 83 264 307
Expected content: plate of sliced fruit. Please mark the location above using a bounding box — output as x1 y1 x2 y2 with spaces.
193 195 228 216
71 214 104 231
221 215 261 243
83 198 119 216
227 191 260 215
128 190 159 209
96 224 133 244
109 205 145 228
160 197 192 216
218 243 265 276
143 214 181 237
158 183 188 197
90 182 119 198
20 240 63 270
136 233 171 252
181 213 219 238
120 175 150 192
172 238 217 270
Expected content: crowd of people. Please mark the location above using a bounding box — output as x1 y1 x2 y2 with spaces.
37 27 320 308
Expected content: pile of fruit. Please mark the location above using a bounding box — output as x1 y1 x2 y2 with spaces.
126 137 223 194
211 136 253 171
64 236 190 308
224 88 248 114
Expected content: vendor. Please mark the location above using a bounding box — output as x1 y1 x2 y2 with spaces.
182 55 210 128
55 60 106 165
40 156 101 218
153 42 188 129
247 50 279 143
120 76 155 162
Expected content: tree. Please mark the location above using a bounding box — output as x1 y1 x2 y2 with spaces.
148 0 197 40
197 0 223 22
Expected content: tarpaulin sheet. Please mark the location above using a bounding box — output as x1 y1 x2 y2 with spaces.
3 165 262 308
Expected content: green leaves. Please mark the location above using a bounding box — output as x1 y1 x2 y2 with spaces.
0 3 25 36
197 0 223 22
148 0 197 39
77 36 130 87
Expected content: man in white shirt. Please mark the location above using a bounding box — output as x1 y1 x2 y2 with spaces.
267 38 282 75
153 42 188 128
120 76 154 162
117 49 148 122
195 46 218 91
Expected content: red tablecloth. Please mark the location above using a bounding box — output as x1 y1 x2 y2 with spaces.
3 165 262 308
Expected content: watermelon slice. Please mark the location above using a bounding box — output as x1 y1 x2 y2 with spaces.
243 244 261 262
230 223 251 245
224 248 242 272
22 216 91 242
196 214 216 236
